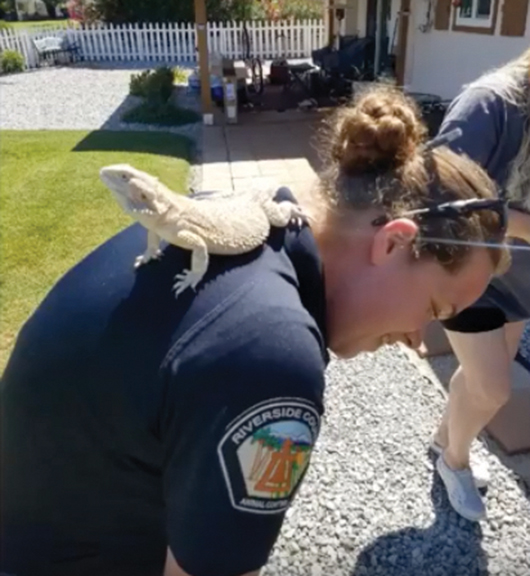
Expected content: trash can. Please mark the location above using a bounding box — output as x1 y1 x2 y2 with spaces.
223 75 238 124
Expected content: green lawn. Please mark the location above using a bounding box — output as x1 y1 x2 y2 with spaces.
0 129 192 371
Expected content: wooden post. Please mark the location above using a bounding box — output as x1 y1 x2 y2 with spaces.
395 0 411 87
327 0 336 47
194 0 213 123
374 0 384 77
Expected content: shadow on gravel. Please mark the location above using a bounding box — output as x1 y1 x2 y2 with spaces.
349 453 488 576
71 129 193 159
99 94 143 130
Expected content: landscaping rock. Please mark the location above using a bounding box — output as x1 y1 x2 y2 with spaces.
260 346 530 575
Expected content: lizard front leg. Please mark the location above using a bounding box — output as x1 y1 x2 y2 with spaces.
134 229 163 269
261 199 308 229
172 230 209 298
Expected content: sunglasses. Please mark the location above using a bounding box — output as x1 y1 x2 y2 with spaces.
371 197 508 235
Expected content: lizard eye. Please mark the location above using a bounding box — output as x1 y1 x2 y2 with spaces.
121 175 127 180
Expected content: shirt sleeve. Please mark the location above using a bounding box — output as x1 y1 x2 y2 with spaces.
436 86 505 169
159 313 326 576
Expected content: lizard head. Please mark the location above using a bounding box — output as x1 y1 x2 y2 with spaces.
99 164 174 222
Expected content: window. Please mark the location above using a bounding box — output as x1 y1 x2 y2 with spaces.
456 0 494 27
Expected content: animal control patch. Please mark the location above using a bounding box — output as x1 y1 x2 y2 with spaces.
217 398 320 514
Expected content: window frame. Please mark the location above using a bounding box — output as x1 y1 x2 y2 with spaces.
453 0 499 35
456 0 493 26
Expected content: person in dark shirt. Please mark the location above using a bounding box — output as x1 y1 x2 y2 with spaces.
431 47 530 523
1 85 509 576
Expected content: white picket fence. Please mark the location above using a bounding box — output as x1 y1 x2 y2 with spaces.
0 19 326 70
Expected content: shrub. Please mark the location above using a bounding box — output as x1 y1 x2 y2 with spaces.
87 0 323 24
145 66 174 103
125 66 199 127
172 66 188 85
66 0 100 24
129 69 151 97
129 66 174 104
0 49 24 74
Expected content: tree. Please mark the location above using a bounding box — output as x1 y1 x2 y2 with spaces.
86 0 322 24
90 0 232 24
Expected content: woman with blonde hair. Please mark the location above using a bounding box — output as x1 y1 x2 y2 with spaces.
1 84 509 576
431 46 530 522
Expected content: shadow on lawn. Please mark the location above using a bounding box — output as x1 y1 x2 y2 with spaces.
71 128 194 160
349 452 489 576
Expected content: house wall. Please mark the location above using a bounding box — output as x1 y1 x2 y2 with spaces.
343 0 364 36
16 0 49 18
341 0 400 38
404 0 530 99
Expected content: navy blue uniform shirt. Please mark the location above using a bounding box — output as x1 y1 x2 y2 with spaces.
1 187 329 576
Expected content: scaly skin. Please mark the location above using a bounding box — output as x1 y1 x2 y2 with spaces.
99 164 307 297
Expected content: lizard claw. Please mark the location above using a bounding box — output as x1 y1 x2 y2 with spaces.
173 269 203 298
134 249 163 269
289 205 309 229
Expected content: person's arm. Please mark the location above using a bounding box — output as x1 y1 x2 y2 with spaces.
436 86 503 169
437 87 530 244
158 313 326 576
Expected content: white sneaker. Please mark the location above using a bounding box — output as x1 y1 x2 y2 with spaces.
436 453 486 522
429 437 490 489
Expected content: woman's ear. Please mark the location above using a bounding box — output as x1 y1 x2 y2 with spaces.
370 218 419 266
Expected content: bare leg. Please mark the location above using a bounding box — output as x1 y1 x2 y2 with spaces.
435 321 525 467
433 321 524 520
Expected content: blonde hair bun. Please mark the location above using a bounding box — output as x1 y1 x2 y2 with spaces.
330 86 427 174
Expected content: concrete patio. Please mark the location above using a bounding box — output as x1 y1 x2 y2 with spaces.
199 109 323 198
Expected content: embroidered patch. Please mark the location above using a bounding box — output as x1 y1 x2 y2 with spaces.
217 398 320 514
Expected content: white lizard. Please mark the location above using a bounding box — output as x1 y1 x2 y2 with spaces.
99 163 308 297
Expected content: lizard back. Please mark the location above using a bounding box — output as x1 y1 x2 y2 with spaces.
169 196 274 254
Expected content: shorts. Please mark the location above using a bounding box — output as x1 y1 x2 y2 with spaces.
441 306 508 333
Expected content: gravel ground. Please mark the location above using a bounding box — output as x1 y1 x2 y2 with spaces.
2 63 530 576
262 346 530 576
0 63 201 142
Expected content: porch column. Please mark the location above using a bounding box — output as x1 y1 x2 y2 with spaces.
395 0 411 87
194 0 213 122
326 0 336 46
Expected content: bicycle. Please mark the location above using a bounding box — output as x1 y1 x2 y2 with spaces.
240 21 264 96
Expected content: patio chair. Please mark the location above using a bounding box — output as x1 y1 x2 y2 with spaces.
32 35 81 67
312 35 377 81
311 35 378 100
